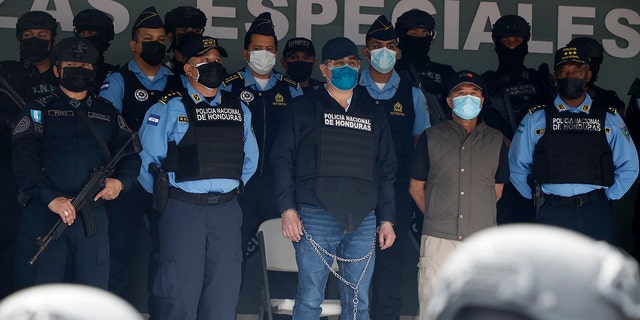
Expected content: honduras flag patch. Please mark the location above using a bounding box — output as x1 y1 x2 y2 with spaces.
147 114 161 126
30 110 42 124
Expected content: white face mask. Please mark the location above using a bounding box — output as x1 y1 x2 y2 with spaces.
369 47 397 74
248 50 276 75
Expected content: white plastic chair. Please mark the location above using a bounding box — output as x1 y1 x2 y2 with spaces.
257 218 341 320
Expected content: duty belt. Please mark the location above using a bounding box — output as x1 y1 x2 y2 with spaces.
545 189 606 207
168 187 238 205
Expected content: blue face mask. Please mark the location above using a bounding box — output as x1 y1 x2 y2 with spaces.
452 95 482 120
329 65 359 91
369 47 396 74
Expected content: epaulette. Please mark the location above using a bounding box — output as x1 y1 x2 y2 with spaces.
158 91 182 105
528 104 546 114
34 92 60 108
222 72 243 87
607 106 617 115
281 75 300 89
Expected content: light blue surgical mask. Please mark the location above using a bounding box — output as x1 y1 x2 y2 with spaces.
329 65 359 91
452 95 482 120
369 47 396 74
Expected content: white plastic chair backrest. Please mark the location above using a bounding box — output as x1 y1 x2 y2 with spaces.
259 218 299 272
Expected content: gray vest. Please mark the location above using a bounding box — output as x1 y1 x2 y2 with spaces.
422 120 503 240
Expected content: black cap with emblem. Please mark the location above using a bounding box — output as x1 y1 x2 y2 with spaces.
244 12 277 49
181 35 228 61
131 6 164 38
53 37 99 65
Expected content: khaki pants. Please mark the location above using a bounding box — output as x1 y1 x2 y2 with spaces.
417 235 461 319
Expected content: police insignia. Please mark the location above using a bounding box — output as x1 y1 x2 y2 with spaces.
192 94 202 102
275 93 284 103
100 81 109 91
241 90 254 103
390 102 405 116
621 125 631 142
535 128 545 135
581 104 590 112
88 112 110 121
30 110 42 124
135 89 149 102
34 123 43 133
605 127 611 135
178 116 189 123
118 115 129 130
69 99 81 109
147 114 161 126
13 116 30 134
557 104 566 111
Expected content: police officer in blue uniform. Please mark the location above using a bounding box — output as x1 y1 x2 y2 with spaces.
357 15 429 320
280 37 323 94
482 15 555 225
394 9 455 125
0 10 59 299
99 6 182 306
221 12 303 258
11 37 141 290
273 36 397 320
509 46 639 243
164 6 207 75
567 37 625 113
138 35 258 320
73 9 119 89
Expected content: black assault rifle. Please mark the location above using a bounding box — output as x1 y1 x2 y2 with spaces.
28 132 142 265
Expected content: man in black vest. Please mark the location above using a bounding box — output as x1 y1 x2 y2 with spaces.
12 36 140 290
482 15 555 225
509 46 639 243
0 10 59 299
394 9 455 126
137 35 258 320
272 36 397 320
221 12 303 259
357 15 430 320
98 6 182 308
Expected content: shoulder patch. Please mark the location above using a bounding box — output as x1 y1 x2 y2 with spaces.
34 92 59 108
608 106 617 114
528 104 545 114
222 72 243 87
281 76 300 89
158 91 182 105
12 116 30 134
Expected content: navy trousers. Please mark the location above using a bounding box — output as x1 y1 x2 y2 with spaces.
539 193 614 243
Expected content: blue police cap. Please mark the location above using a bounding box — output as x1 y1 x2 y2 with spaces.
247 12 275 38
366 15 397 42
132 6 163 36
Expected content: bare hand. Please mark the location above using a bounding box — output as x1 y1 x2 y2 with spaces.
281 209 303 242
48 197 76 225
378 222 396 250
94 178 124 202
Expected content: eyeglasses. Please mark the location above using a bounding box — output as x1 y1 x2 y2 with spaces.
325 58 360 68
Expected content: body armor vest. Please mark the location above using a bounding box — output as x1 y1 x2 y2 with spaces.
224 70 297 175
533 101 614 186
163 89 244 182
358 79 414 180
295 94 378 231
120 66 182 131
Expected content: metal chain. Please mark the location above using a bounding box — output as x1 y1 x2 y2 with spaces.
301 223 376 320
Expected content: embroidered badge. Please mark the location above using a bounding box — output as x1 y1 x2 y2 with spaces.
88 112 110 121
192 94 202 102
390 102 405 116
147 114 161 126
13 116 30 134
135 89 149 102
178 116 189 123
48 110 74 117
69 99 80 109
30 110 42 124
240 90 254 103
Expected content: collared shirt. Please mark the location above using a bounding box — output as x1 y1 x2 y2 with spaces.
358 68 430 135
137 80 259 194
221 67 303 98
99 60 176 112
509 94 639 200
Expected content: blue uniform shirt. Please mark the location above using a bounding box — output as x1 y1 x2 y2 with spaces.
221 67 303 98
137 80 259 194
359 68 430 135
509 94 639 200
100 60 176 112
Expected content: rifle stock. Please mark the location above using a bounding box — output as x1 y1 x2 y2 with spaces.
28 132 141 265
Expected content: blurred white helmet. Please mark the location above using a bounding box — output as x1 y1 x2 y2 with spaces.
426 224 640 320
0 284 143 320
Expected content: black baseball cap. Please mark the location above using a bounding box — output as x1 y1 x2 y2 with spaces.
283 37 315 57
181 36 228 61
321 37 360 62
554 46 589 68
447 70 484 93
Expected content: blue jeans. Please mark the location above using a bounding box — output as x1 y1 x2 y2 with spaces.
293 204 377 320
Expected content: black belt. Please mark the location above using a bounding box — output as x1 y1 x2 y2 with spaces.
168 187 238 205
546 189 606 207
